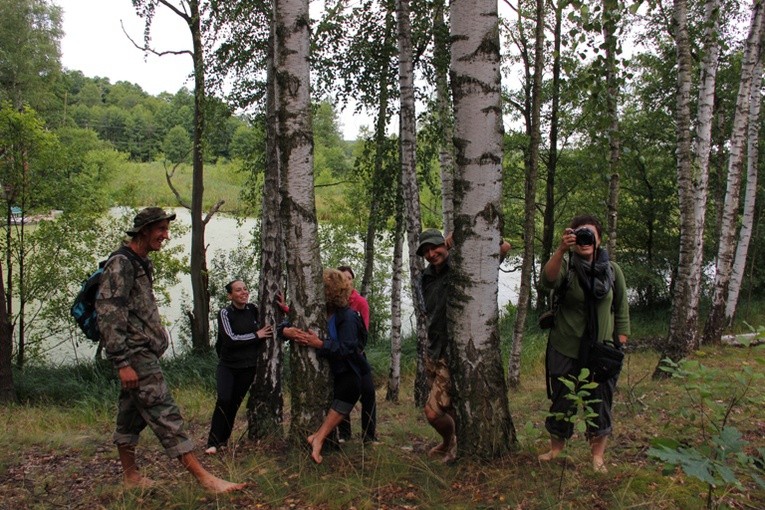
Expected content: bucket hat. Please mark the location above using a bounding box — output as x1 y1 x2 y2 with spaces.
126 207 176 236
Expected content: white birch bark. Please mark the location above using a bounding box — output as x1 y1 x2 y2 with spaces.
725 56 762 322
449 0 515 457
703 0 764 344
688 0 721 312
248 9 286 438
386 214 404 402
396 0 428 407
659 0 698 368
274 0 330 438
508 0 543 388
433 0 455 234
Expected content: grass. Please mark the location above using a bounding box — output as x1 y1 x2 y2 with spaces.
2 329 764 509
108 160 252 214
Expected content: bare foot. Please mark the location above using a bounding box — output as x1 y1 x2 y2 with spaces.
441 436 457 464
428 434 456 458
124 473 156 490
592 457 608 473
199 474 248 494
538 448 563 462
204 446 217 455
307 434 324 464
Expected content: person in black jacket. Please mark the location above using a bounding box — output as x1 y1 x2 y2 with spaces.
282 269 370 464
205 280 274 454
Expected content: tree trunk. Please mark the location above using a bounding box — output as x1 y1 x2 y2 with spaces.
703 1 764 344
274 0 330 441
687 0 720 312
433 0 454 234
248 10 285 440
655 0 697 375
603 0 621 259
386 207 405 402
396 0 428 408
361 8 395 303
725 54 762 323
187 0 211 352
0 260 14 403
449 0 515 458
538 3 562 311
508 0 543 389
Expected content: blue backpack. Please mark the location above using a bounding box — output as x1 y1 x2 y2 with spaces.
70 247 149 342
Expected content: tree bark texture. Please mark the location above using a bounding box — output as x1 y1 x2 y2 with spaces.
248 14 286 440
687 0 720 319
433 0 455 234
538 3 562 311
187 0 212 352
274 0 331 440
396 0 428 408
657 0 697 373
725 54 762 323
603 0 621 259
508 0 543 388
449 0 515 458
703 0 764 344
386 209 405 402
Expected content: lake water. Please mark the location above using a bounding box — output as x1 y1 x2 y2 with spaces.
53 208 521 363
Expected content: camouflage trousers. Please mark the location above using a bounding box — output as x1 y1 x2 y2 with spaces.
424 356 453 418
113 350 194 458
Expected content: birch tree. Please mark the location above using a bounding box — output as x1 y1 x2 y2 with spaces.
248 3 286 439
507 0 543 388
386 205 405 402
449 0 515 458
725 52 762 324
433 0 455 233
396 0 429 407
687 0 721 308
703 0 764 344
603 0 621 258
655 0 700 370
274 0 330 438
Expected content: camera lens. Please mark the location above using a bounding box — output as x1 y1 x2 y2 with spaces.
575 228 595 246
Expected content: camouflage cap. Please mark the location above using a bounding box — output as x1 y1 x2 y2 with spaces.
126 207 176 236
416 228 445 256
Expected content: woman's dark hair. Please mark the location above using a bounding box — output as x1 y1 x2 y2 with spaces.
569 214 603 238
225 279 243 294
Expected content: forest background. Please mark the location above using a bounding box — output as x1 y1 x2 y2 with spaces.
1 0 765 508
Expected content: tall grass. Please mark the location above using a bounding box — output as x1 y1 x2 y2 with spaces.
108 160 250 213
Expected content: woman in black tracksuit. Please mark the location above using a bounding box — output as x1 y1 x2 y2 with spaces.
205 280 273 454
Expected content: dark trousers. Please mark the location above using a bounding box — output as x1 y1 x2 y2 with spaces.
207 364 256 448
337 370 377 441
544 342 616 440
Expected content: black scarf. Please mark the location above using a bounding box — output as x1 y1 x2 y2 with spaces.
571 248 613 300
573 248 613 365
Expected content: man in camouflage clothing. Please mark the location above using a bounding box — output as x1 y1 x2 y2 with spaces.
96 207 245 493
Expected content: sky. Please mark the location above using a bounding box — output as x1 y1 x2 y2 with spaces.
56 0 366 139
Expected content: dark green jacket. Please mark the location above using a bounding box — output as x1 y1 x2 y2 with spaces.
421 260 449 360
540 257 631 359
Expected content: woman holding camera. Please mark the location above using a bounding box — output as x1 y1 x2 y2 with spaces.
282 269 370 464
538 214 630 473
205 280 275 454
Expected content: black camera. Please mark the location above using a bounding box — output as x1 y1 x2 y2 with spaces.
276 319 292 342
574 227 595 246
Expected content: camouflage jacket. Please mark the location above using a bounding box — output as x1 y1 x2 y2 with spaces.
95 250 168 369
